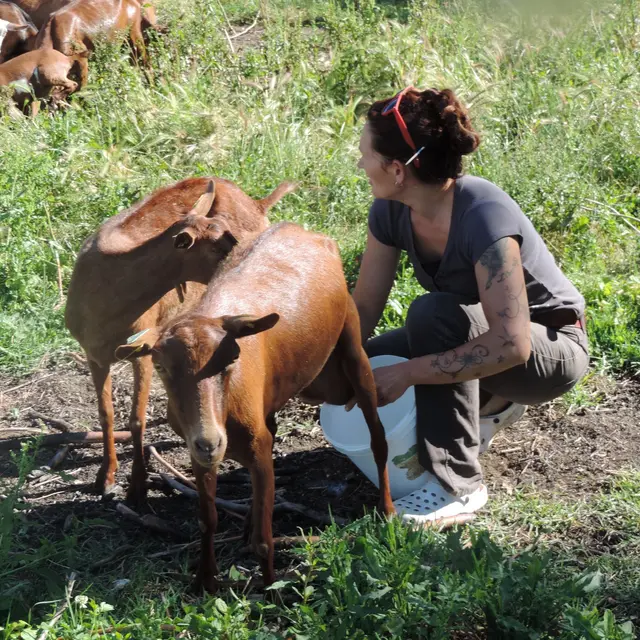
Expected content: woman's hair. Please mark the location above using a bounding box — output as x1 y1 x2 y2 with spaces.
367 87 480 183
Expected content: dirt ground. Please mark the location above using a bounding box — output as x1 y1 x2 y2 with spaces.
1 357 639 592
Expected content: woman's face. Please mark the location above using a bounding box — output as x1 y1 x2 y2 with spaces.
357 124 399 200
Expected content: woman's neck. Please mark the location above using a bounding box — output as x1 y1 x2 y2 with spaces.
397 178 456 222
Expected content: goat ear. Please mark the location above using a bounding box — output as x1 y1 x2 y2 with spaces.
174 228 196 249
198 334 240 380
115 342 152 361
190 180 216 217
6 23 31 32
221 313 280 339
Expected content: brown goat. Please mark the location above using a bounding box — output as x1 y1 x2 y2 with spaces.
35 0 152 74
116 222 395 592
65 178 296 505
0 3 38 62
11 0 72 28
0 47 83 107
13 0 156 30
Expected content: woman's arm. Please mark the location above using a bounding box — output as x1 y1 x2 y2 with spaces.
375 237 531 404
351 229 401 343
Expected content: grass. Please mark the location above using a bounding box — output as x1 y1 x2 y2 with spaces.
1 0 640 637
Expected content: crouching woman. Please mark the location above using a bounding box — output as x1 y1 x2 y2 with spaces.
352 86 589 524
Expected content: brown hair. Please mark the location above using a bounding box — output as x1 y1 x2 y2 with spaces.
367 87 480 183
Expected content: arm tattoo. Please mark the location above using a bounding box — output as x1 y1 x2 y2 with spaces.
430 345 490 380
497 282 526 321
498 325 517 348
479 238 519 290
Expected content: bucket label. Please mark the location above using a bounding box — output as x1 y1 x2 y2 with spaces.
392 444 425 481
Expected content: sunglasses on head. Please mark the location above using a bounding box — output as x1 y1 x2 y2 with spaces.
381 86 424 167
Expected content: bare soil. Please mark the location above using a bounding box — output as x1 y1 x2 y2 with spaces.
1 358 639 597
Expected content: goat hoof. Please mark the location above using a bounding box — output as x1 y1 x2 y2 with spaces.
125 480 148 507
95 465 117 496
193 569 219 594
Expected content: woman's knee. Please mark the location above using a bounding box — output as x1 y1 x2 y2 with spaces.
406 293 473 354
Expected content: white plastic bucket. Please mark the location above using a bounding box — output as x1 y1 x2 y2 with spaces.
319 355 429 500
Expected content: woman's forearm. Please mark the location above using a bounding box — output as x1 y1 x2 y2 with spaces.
402 328 531 386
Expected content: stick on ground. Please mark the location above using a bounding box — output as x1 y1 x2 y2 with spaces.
35 571 77 640
0 431 131 452
147 445 197 490
27 410 74 433
115 503 189 540
159 473 251 514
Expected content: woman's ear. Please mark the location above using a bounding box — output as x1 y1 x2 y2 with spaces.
390 160 407 187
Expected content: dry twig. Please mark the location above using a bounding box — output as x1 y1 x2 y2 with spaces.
1 373 57 396
228 12 259 39
115 502 189 540
147 445 196 490
28 446 71 481
36 572 77 640
0 430 131 452
27 409 73 433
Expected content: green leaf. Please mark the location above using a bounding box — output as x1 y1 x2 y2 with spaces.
265 580 291 591
574 571 602 594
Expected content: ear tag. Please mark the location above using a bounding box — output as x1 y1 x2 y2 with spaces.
126 328 150 344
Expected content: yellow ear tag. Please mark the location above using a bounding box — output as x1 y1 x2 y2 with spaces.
126 328 150 345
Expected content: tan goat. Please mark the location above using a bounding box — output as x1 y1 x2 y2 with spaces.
116 222 394 592
65 178 296 504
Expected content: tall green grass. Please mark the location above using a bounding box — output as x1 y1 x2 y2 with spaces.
0 0 638 374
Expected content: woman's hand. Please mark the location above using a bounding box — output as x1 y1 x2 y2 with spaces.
344 362 412 411
373 363 412 407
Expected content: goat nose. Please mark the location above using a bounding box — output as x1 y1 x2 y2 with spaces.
194 437 218 460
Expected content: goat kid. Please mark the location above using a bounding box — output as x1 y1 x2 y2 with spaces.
116 222 395 592
66 178 296 505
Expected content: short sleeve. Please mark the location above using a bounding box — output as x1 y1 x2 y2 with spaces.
463 201 524 265
367 199 402 248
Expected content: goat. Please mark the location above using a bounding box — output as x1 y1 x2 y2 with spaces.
0 47 83 108
35 0 153 74
0 3 37 62
115 221 395 592
13 0 155 30
10 0 71 28
65 178 296 505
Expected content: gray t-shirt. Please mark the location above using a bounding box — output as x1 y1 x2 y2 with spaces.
368 175 585 323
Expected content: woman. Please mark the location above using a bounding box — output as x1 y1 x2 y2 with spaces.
352 87 589 524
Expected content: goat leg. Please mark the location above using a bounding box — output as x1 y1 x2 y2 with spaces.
338 300 395 517
193 460 219 593
126 356 153 506
249 432 276 587
88 360 118 495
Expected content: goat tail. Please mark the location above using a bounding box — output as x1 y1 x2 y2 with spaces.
257 181 297 212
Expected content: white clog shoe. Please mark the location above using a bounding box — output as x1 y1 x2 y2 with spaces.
393 477 488 525
479 402 527 454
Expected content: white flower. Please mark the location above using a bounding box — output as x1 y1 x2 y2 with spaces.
74 595 89 609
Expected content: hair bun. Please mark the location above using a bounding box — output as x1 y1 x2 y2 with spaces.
423 88 480 156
